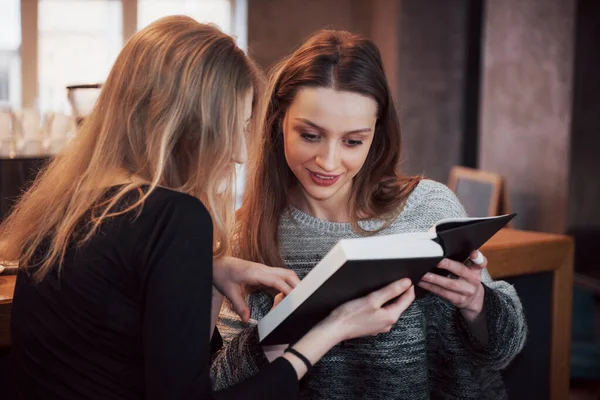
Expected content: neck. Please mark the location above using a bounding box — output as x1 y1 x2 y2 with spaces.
291 184 352 222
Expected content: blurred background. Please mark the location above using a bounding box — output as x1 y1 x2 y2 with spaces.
0 1 598 399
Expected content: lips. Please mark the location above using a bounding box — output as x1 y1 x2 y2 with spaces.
307 169 341 187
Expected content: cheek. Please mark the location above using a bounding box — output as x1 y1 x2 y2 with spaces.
344 146 372 175
284 137 313 168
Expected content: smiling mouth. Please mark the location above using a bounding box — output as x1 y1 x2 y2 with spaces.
307 169 341 186
314 173 336 179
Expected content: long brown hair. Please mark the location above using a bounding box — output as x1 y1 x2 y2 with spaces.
236 30 421 268
0 16 261 281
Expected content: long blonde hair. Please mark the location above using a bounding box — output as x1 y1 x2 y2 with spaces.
0 16 260 281
236 30 421 268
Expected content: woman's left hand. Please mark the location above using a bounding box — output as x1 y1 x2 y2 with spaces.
418 250 487 322
213 256 300 323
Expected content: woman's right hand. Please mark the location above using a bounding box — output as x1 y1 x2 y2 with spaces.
276 278 415 379
274 277 415 340
321 278 415 341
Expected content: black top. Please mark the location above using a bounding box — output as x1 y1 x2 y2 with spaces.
10 187 299 400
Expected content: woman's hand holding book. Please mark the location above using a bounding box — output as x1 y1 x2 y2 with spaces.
418 250 489 344
274 278 416 380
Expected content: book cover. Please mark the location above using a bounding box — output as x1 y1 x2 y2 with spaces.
258 213 516 345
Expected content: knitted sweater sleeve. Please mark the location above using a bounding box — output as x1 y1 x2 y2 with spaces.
415 181 527 369
210 297 271 391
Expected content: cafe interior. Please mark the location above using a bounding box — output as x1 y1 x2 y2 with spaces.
0 1 599 399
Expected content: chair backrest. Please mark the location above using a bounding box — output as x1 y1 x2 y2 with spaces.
448 166 509 217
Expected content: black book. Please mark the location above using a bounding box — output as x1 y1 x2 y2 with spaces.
258 213 516 345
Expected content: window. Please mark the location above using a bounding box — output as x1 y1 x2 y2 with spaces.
138 0 232 33
0 0 21 109
137 0 246 52
17 0 248 202
38 0 122 113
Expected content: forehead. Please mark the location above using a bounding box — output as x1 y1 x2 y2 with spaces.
287 87 378 127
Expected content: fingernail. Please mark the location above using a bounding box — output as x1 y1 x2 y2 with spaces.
471 250 484 265
401 278 412 288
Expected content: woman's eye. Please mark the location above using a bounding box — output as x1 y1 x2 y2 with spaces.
345 139 363 147
300 133 320 142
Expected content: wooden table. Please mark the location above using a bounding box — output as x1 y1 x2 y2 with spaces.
0 275 15 348
0 228 574 399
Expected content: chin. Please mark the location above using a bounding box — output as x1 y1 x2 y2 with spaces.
305 191 334 202
301 182 339 202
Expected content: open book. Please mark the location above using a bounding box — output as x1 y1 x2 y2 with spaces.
258 213 516 345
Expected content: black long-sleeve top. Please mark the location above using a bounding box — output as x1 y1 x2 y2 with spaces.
10 186 299 400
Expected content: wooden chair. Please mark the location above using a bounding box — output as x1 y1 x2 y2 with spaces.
448 166 510 217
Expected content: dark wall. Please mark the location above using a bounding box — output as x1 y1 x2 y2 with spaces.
567 0 600 273
247 0 371 72
396 0 482 182
478 0 576 233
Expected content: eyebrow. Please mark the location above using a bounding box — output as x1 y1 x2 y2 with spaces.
294 118 372 135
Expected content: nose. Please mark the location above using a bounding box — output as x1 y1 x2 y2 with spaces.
315 141 339 172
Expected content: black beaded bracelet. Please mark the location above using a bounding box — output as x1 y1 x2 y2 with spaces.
284 347 312 371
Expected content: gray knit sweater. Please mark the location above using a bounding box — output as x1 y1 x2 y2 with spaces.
211 180 527 399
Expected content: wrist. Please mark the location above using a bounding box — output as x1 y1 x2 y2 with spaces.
211 256 229 293
291 318 341 365
460 283 485 322
212 285 224 301
312 316 346 346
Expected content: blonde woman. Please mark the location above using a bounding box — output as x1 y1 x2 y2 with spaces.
1 17 416 400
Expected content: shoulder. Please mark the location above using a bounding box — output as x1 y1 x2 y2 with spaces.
390 179 467 230
138 186 212 231
410 179 459 201
132 188 214 268
412 179 466 217
143 187 209 216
